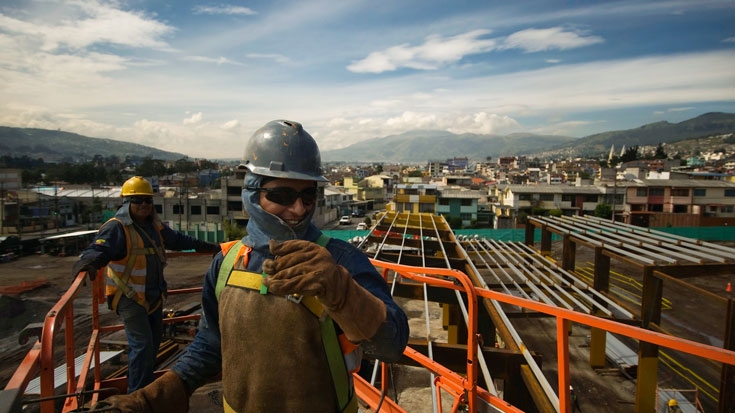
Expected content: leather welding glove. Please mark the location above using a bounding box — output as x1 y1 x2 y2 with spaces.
71 257 99 281
92 371 189 413
263 239 387 342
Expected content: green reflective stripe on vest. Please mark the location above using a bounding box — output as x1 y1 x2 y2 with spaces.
321 314 353 412
216 241 242 301
316 234 331 247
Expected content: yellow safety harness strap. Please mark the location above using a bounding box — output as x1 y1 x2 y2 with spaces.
226 270 324 318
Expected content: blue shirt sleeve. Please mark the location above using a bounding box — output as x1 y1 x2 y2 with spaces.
171 253 224 391
79 220 127 267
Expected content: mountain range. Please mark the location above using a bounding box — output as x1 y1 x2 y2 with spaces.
0 127 186 162
0 112 733 164
321 112 735 162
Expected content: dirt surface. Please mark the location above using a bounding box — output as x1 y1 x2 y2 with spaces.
1 240 732 412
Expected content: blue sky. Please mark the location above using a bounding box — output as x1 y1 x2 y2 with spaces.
0 0 733 159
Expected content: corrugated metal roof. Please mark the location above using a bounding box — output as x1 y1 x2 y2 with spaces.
24 350 123 395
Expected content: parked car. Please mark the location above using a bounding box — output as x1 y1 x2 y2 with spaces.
339 216 352 225
0 235 21 256
352 209 365 217
356 223 367 230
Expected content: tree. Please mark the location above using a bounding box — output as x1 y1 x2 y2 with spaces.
620 145 639 163
223 220 247 241
653 142 667 159
516 212 528 224
171 157 198 174
137 157 168 177
594 203 612 219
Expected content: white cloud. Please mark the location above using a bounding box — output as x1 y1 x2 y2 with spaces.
221 120 241 130
245 53 292 64
347 30 496 73
183 112 203 125
502 27 604 52
184 55 244 66
192 5 257 16
347 27 603 74
0 1 175 52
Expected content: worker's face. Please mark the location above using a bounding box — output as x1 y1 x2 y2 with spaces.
259 178 317 227
128 196 154 222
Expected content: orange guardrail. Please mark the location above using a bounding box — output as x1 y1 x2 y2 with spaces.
366 259 735 413
3 256 734 413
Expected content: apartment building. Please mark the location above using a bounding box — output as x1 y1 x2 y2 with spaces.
492 177 735 228
390 184 437 214
436 187 484 228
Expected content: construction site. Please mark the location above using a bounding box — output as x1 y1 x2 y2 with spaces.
0 212 733 413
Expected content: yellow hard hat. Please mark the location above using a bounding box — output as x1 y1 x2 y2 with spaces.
121 176 154 197
668 399 678 407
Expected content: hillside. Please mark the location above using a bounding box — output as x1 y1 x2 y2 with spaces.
531 112 735 159
321 112 735 162
1 112 733 163
0 127 186 162
321 130 577 162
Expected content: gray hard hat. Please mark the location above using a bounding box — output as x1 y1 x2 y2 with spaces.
243 120 327 182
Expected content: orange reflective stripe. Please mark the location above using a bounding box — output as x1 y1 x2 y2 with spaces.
338 333 358 354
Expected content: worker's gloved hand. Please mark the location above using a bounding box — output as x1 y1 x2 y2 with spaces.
71 258 98 281
263 239 386 342
262 239 343 307
92 371 189 413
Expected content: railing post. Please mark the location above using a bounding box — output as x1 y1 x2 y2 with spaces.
719 298 735 413
540 227 552 256
589 247 610 368
636 266 662 413
524 221 535 246
557 317 571 413
561 234 576 272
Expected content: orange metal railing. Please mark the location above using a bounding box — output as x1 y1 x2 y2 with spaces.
365 259 735 413
3 256 734 413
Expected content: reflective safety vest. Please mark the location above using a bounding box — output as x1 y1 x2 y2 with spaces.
215 235 360 413
104 218 166 312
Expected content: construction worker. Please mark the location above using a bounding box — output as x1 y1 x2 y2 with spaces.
72 176 221 393
95 120 409 412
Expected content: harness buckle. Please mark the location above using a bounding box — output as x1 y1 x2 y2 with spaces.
286 294 303 304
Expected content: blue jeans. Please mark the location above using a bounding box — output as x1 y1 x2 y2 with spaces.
116 296 163 393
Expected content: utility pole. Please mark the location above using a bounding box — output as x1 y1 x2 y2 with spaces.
611 177 617 222
0 179 4 235
54 183 60 232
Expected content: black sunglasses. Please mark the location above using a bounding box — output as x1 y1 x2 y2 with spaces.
247 186 317 207
129 197 154 205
